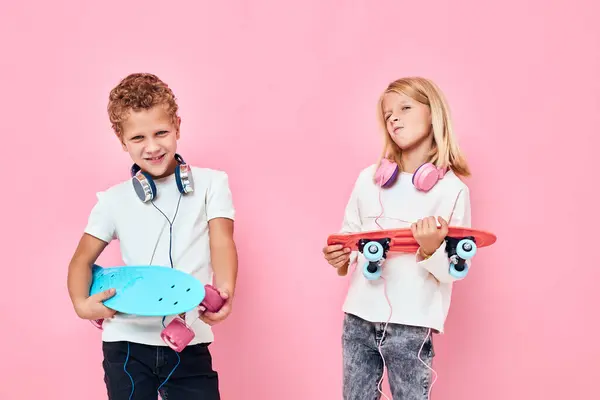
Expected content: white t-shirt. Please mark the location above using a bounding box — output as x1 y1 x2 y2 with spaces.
340 164 471 334
84 166 235 346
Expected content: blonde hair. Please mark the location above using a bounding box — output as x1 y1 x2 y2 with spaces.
376 77 470 177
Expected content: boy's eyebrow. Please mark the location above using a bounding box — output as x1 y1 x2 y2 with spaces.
126 126 171 138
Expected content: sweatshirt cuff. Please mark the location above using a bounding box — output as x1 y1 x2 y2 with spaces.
416 241 464 283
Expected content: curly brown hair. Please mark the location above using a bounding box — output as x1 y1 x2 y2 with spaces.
107 73 179 136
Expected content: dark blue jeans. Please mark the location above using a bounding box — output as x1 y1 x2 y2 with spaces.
342 313 435 400
102 341 220 400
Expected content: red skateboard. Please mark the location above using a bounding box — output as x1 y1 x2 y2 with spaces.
327 227 496 280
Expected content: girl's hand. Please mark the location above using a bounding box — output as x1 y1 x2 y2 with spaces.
411 216 449 256
322 244 351 270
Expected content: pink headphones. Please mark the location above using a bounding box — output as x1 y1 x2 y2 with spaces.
374 158 447 191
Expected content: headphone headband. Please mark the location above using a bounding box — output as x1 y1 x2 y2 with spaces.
130 153 186 178
130 153 193 202
375 159 446 192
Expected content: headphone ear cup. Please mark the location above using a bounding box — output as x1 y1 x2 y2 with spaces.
132 171 157 202
412 163 442 191
174 165 183 194
375 159 399 187
174 164 194 194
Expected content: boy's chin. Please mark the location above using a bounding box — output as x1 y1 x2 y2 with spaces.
139 160 170 178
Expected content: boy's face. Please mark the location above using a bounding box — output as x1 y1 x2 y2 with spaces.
119 105 181 179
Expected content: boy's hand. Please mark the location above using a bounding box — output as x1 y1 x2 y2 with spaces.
74 288 117 320
322 244 351 270
411 216 449 256
199 288 232 326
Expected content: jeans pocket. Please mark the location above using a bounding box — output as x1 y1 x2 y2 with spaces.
102 341 131 365
422 332 435 359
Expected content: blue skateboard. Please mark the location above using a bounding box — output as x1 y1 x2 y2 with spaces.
89 264 206 317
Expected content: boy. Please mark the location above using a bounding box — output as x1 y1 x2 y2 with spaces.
67 73 238 399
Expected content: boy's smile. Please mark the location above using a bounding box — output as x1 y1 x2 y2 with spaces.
146 154 166 164
119 105 181 179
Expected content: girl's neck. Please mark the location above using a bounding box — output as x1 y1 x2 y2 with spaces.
400 138 434 173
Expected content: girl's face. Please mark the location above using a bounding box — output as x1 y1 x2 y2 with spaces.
382 91 432 151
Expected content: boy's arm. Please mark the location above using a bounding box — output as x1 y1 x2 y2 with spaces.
208 218 238 297
67 234 107 313
205 171 237 292
68 191 117 319
67 234 116 319
199 170 237 325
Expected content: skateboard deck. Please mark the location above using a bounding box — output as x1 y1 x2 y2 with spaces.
327 226 496 276
89 264 206 316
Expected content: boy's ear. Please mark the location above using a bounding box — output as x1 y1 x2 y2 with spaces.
176 116 182 139
119 135 127 151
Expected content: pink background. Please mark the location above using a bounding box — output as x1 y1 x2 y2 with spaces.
1 0 598 399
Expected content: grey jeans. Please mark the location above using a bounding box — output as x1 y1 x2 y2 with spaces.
342 313 435 400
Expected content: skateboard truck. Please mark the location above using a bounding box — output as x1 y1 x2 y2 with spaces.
444 235 477 279
327 226 496 280
160 284 226 352
91 319 104 330
90 284 226 353
357 238 391 280
354 235 478 281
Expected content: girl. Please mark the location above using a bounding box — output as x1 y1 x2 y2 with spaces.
322 77 472 400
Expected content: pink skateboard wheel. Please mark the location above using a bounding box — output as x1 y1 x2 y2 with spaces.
91 319 104 330
160 317 195 352
201 285 226 313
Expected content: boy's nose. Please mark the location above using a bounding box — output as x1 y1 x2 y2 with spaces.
145 141 161 153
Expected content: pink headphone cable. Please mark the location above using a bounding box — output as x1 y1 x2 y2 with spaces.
363 172 437 399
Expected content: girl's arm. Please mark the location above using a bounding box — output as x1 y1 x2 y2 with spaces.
337 176 363 276
416 187 472 283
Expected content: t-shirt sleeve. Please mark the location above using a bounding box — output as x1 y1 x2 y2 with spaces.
338 172 364 269
340 174 362 234
206 171 236 221
84 191 117 244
